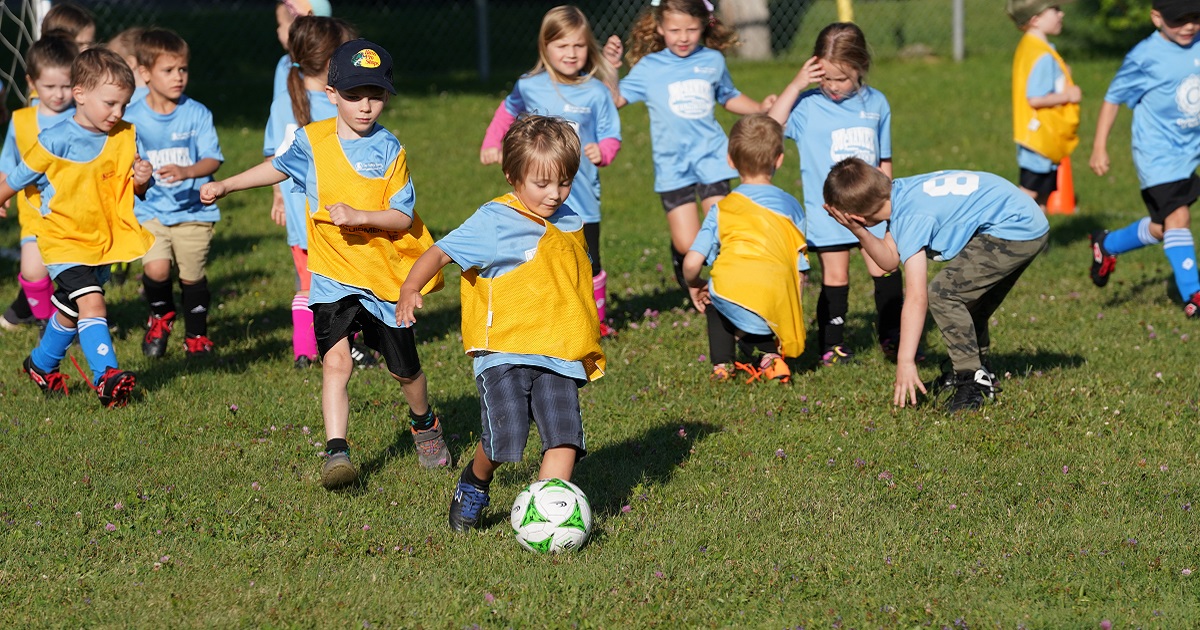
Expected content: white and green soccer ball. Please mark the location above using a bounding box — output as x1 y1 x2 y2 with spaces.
510 478 592 553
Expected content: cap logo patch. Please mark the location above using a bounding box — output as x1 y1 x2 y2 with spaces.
352 49 381 68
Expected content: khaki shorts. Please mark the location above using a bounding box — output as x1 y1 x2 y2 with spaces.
142 219 214 282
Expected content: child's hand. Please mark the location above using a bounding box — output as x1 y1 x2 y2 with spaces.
760 94 778 112
133 155 154 186
1064 85 1082 104
583 142 602 165
687 284 710 313
326 202 365 227
198 181 227 205
893 361 927 408
824 203 864 232
603 35 623 68
796 56 824 86
271 187 286 226
155 164 189 184
1089 148 1110 176
396 288 423 327
480 147 502 165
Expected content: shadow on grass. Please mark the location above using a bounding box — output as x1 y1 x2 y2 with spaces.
1101 271 1179 306
608 285 691 330
573 420 717 519
1048 212 1107 249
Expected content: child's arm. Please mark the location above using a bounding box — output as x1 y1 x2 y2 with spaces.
602 36 627 108
481 103 517 164
680 250 711 313
823 203 900 272
133 155 154 199
723 93 777 115
878 159 893 179
199 160 288 205
766 56 823 126
0 179 17 217
154 157 221 185
894 253 929 408
325 203 414 232
1089 100 1120 176
396 245 453 326
1028 85 1082 109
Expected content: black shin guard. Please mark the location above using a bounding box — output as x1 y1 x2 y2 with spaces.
180 277 210 337
143 275 176 317
818 284 849 350
873 272 904 341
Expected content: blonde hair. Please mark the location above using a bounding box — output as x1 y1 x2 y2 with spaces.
72 47 136 92
135 28 189 69
529 5 615 87
42 2 95 38
727 114 783 178
26 31 78 81
502 115 581 187
286 16 356 127
813 22 871 84
625 0 738 66
823 157 892 217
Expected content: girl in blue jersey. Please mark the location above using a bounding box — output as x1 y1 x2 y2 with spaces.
481 6 621 337
603 0 775 294
263 16 352 368
767 23 904 367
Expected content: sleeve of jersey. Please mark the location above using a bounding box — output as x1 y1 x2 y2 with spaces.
0 123 18 175
7 142 51 190
436 209 496 271
1104 51 1147 107
196 108 224 162
384 147 415 217
481 101 517 152
784 98 806 142
618 64 646 105
263 98 286 157
891 214 936 265
1026 54 1057 99
879 95 893 160
272 128 311 192
689 207 720 264
714 61 741 105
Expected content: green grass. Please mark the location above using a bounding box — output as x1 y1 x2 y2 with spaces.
1 55 1198 627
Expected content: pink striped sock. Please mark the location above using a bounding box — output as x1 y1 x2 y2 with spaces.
592 270 607 324
291 294 317 360
20 275 54 320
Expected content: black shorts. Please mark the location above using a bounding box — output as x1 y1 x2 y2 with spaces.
1019 167 1057 200
1141 174 1200 224
807 242 859 254
660 180 732 212
475 363 585 463
51 265 110 318
312 297 421 379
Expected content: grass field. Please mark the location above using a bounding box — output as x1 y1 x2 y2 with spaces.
1 53 1197 627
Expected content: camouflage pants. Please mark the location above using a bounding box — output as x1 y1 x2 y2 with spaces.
928 233 1049 373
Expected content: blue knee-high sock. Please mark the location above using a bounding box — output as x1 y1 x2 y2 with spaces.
1103 218 1160 255
30 316 77 373
1163 229 1200 300
77 317 118 385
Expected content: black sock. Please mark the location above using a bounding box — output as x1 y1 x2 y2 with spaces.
873 272 904 341
325 438 349 454
8 287 33 320
143 276 175 317
819 284 849 349
460 461 491 491
583 222 602 277
409 407 435 431
181 278 210 337
705 308 737 364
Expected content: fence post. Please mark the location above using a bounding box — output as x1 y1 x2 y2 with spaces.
952 0 964 61
475 0 490 82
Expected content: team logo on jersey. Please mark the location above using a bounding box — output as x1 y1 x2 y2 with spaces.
828 127 878 164
1176 74 1200 124
668 79 714 119
353 49 382 68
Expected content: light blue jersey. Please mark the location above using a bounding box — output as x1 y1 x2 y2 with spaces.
784 86 891 247
1104 32 1200 189
273 123 415 326
690 183 808 335
7 117 146 209
263 88 338 247
503 72 620 223
1017 52 1063 173
273 54 290 102
124 96 224 225
436 200 588 381
889 171 1050 265
618 47 740 192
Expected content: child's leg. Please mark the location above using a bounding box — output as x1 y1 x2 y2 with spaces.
529 368 585 481
18 240 53 320
1160 207 1199 302
176 222 215 340
583 222 612 332
863 251 904 344
665 201 701 289
705 307 738 366
539 447 578 481
319 338 354 445
1099 217 1160 255
290 246 317 364
30 311 78 373
816 250 852 356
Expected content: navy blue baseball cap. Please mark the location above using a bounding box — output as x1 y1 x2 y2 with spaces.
328 39 395 94
1154 0 1200 21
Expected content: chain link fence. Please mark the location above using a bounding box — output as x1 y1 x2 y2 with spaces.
3 0 1120 121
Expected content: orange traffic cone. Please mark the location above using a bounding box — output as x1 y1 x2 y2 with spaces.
1046 156 1076 215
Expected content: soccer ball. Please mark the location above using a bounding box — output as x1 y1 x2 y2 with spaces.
510 478 592 553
